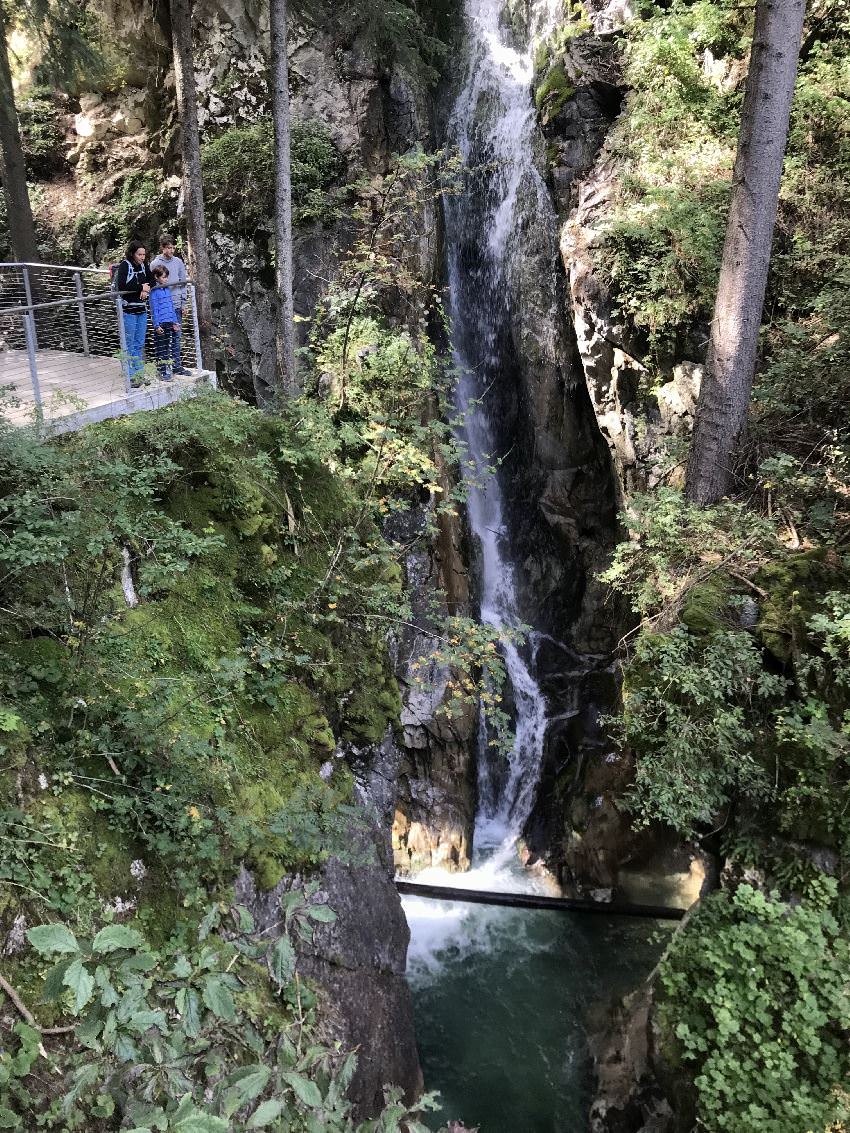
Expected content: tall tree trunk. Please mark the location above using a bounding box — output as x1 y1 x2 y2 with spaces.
685 0 806 506
0 6 38 263
270 0 297 394
170 0 214 370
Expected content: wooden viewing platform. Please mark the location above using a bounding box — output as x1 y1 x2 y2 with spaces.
0 261 216 435
0 347 216 434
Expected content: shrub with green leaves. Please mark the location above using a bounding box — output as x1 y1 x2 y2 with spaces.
598 0 747 351
614 627 785 833
0 892 444 1132
201 120 341 230
658 881 850 1133
18 88 66 179
601 489 850 869
599 0 850 372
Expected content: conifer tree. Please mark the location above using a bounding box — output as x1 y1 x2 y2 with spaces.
0 1 46 262
1 0 102 264
270 0 296 394
686 0 807 505
170 0 214 369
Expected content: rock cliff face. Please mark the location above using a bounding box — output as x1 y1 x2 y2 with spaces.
562 158 703 500
443 1 713 906
234 734 426 1119
390 492 477 876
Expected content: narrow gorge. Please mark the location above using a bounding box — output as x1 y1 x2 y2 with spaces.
2 0 849 1130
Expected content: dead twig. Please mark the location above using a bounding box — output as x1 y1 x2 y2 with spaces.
0 972 75 1036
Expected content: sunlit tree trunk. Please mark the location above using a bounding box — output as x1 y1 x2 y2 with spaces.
270 0 297 394
0 5 38 263
170 0 214 369
686 0 807 506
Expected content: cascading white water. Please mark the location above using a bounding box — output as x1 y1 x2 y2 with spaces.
405 0 564 960
447 0 561 852
402 10 674 1129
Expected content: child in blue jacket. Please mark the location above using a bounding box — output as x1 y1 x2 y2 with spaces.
150 266 182 381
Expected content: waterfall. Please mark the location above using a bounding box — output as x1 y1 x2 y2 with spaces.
405 1 565 965
402 14 674 1127
446 0 561 852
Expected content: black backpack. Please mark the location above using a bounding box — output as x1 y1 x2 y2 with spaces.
109 261 124 293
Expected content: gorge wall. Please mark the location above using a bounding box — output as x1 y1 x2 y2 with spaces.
7 0 711 1114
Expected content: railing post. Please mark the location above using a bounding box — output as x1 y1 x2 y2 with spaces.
74 271 90 355
115 294 132 395
188 282 203 373
22 267 38 349
23 311 44 423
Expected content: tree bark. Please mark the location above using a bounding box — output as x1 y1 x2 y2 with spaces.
685 0 807 506
270 0 297 394
170 0 214 370
0 5 38 263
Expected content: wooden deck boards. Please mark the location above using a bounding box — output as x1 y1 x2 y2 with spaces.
0 348 216 433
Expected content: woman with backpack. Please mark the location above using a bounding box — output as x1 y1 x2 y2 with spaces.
114 241 154 385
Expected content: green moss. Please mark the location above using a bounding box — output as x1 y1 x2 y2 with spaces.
534 39 551 76
136 887 187 950
252 852 287 891
88 828 137 895
534 63 575 121
680 575 733 635
1 390 408 956
756 550 835 662
341 659 402 744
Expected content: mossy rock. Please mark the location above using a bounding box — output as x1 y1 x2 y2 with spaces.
680 575 733 636
534 62 575 122
756 549 838 663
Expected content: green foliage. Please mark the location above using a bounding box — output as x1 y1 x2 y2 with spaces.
74 171 165 254
599 488 776 623
599 0 850 381
0 381 468 1126
303 147 513 749
602 490 850 863
17 87 66 179
201 120 341 231
0 893 445 1132
658 881 850 1133
599 0 748 351
614 628 785 833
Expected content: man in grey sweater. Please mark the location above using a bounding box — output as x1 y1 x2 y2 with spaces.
151 233 191 375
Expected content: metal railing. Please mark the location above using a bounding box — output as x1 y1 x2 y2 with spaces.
0 263 206 421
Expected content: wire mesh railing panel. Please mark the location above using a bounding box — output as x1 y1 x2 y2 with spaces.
0 263 208 431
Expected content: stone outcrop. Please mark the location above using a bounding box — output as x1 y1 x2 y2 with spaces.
561 158 703 498
236 852 422 1119
234 735 423 1119
589 983 676 1133
388 489 478 876
588 961 701 1133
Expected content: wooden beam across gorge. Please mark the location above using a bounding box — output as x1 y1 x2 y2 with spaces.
395 880 686 921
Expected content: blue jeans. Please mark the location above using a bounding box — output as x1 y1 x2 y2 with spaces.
122 310 148 381
154 326 175 376
173 306 184 370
